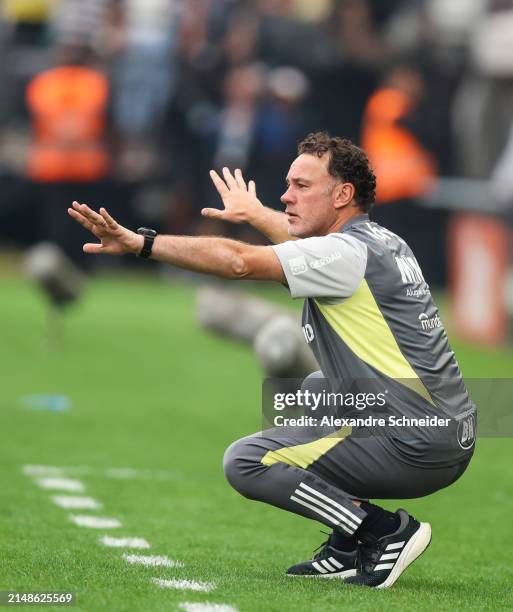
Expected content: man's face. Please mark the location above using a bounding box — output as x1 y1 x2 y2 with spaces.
281 153 341 238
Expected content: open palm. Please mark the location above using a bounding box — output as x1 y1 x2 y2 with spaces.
203 167 263 224
67 201 142 255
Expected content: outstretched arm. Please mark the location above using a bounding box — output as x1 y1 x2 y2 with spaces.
67 201 285 282
203 168 293 244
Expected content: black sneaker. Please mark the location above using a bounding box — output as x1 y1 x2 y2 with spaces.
345 509 431 589
286 533 357 579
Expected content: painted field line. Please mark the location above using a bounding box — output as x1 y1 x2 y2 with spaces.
52 496 101 510
178 604 238 612
37 477 84 492
100 536 150 549
122 554 183 568
23 464 176 481
152 578 215 593
70 515 121 529
23 465 66 476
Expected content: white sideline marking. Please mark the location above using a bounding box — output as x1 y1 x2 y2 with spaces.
23 465 66 476
70 515 121 529
123 554 183 568
23 463 176 481
52 496 101 510
105 468 142 479
178 604 238 612
152 578 215 592
100 536 150 549
37 478 84 492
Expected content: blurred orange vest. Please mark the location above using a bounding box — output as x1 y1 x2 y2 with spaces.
361 88 436 204
26 66 110 182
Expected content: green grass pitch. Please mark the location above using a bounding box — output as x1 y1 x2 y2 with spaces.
1 273 512 611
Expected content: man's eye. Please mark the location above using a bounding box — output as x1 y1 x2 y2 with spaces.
298 184 307 189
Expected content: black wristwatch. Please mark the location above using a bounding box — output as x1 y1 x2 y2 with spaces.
137 227 157 259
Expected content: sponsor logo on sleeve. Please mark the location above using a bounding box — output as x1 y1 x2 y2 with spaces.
309 251 342 269
289 256 308 276
418 312 442 331
289 252 342 276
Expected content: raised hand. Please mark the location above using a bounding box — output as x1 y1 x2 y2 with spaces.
67 201 143 255
203 167 264 224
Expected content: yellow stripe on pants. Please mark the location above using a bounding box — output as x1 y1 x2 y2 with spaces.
261 426 352 469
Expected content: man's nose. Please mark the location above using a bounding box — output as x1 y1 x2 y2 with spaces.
281 187 294 206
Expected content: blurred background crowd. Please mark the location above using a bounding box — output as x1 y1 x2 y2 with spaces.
1 0 513 343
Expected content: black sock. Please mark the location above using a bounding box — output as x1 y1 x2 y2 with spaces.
330 531 358 552
358 502 400 540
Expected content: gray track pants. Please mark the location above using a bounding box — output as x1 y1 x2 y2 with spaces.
223 374 472 534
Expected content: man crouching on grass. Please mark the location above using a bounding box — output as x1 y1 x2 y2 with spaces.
68 131 476 588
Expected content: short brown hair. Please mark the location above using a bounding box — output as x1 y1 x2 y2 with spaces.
298 131 376 212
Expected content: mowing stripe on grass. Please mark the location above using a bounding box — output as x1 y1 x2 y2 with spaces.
37 478 85 492
100 536 150 549
70 515 121 529
178 604 238 612
152 578 215 592
22 465 66 476
52 496 101 509
122 554 183 568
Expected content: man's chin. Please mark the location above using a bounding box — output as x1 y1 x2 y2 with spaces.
288 222 305 239
288 226 313 239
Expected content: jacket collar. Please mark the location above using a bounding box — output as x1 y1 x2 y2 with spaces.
339 214 369 232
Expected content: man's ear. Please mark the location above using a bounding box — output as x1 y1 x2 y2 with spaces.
334 182 355 209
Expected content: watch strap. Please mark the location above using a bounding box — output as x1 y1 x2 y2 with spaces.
137 228 157 259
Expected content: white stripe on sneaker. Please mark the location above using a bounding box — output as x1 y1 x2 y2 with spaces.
320 559 336 572
374 563 395 571
293 489 358 532
328 557 343 569
380 552 400 561
290 496 352 533
311 561 327 574
385 541 405 551
376 522 432 590
298 483 362 525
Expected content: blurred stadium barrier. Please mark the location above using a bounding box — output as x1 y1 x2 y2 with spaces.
197 285 318 377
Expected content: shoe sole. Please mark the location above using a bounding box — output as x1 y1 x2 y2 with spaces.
376 522 432 589
287 569 357 580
